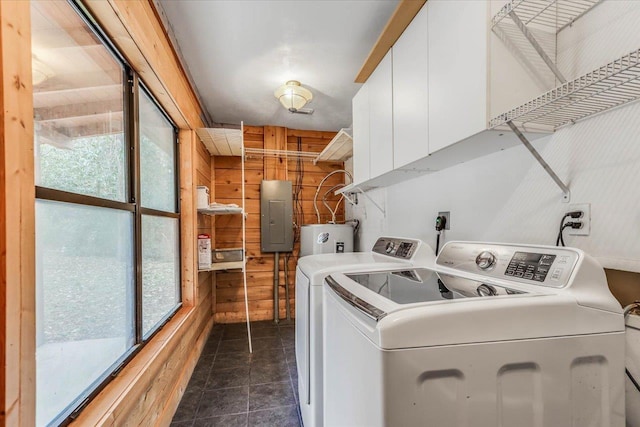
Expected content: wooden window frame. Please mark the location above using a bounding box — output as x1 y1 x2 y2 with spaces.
32 2 183 423
2 0 205 424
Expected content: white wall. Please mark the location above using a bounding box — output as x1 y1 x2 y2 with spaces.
348 1 640 273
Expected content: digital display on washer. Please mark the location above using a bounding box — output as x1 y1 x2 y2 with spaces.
505 252 556 282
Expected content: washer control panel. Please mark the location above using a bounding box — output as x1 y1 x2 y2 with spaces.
372 237 418 259
505 252 556 282
436 242 580 288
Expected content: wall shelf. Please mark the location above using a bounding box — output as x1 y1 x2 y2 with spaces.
337 183 386 216
490 48 640 130
244 147 319 162
313 128 353 163
492 0 601 33
244 129 352 163
197 206 244 215
196 127 242 156
198 260 245 272
492 0 601 84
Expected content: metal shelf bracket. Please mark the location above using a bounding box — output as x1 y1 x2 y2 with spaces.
342 191 358 206
507 11 567 83
507 121 570 203
342 186 386 216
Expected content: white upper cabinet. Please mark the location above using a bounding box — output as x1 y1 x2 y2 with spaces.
368 50 394 179
348 1 547 191
428 0 488 154
352 82 370 185
392 4 429 169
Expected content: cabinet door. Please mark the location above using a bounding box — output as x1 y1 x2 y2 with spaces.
368 49 394 179
393 4 429 169
352 82 370 184
428 0 487 153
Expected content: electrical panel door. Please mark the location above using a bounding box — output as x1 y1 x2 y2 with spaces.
260 180 293 252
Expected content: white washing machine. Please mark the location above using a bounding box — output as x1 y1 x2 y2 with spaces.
323 241 625 427
626 312 640 425
295 237 434 427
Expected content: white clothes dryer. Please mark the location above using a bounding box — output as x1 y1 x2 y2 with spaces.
295 237 434 427
323 241 625 427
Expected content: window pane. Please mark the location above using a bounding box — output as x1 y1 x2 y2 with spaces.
142 215 180 337
32 1 126 201
36 200 135 426
140 90 177 212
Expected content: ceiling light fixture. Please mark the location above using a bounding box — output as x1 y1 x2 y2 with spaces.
274 80 313 113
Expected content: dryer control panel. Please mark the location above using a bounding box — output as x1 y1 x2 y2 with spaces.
436 242 580 288
372 237 419 260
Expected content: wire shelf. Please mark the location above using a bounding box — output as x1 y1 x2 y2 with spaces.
198 260 245 272
492 0 601 33
314 128 353 163
490 48 640 130
196 127 243 156
244 147 320 162
197 206 244 215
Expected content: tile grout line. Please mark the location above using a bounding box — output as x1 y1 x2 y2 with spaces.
248 404 298 412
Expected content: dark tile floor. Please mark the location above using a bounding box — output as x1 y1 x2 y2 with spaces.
171 320 301 427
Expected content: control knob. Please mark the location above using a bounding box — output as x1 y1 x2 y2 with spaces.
475 251 496 270
477 284 497 297
385 241 395 254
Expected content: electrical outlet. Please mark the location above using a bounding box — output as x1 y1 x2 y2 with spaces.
568 203 590 236
438 211 450 230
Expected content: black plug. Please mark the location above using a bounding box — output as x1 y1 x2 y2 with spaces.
565 221 583 229
435 215 447 232
566 210 583 219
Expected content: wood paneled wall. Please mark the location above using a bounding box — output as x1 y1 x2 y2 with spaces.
213 126 347 323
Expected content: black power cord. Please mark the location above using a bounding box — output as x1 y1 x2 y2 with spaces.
555 211 583 247
628 368 640 393
435 215 447 255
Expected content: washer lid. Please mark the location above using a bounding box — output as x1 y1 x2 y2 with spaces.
327 268 527 322
325 266 623 349
344 268 524 307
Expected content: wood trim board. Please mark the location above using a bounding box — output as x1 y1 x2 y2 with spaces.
0 1 36 424
354 0 427 83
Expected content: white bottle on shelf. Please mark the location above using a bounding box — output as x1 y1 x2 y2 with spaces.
198 234 211 270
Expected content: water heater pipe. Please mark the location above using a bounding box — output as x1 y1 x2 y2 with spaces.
313 169 353 223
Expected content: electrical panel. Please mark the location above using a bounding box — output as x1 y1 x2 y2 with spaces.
260 180 293 252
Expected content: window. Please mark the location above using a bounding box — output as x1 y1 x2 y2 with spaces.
32 1 181 425
35 202 135 425
142 215 180 337
139 88 181 338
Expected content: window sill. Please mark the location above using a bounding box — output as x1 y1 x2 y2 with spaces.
72 304 213 425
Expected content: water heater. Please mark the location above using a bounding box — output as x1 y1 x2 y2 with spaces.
300 224 354 257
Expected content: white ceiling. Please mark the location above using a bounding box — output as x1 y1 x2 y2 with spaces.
157 0 399 131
